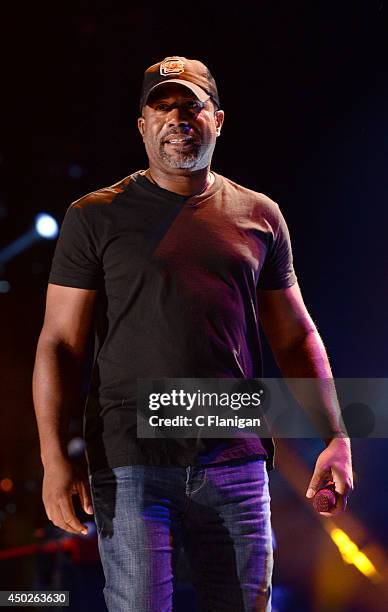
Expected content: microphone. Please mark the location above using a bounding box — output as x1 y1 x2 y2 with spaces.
312 480 338 513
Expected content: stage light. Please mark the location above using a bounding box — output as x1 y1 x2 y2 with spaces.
67 437 85 458
0 280 10 294
0 213 59 264
0 478 13 493
330 527 380 582
35 213 58 239
68 164 84 179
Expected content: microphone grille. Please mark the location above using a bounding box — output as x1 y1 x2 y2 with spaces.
313 488 337 513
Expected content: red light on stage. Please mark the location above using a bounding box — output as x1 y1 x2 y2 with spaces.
0 478 13 493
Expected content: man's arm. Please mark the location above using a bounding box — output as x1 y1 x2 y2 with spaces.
257 281 353 515
32 283 98 534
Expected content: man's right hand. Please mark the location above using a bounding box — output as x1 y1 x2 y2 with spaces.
42 457 94 535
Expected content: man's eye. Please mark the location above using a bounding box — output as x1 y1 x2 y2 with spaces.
154 103 170 111
185 101 202 112
152 101 203 113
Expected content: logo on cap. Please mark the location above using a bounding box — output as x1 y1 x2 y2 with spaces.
160 57 185 76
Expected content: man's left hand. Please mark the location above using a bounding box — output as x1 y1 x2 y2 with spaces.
305 437 353 517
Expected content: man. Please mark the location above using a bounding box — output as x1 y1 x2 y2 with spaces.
32 56 353 611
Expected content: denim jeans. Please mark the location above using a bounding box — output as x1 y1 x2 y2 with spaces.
89 457 273 612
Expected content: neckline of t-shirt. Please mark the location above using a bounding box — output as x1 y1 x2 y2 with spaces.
134 169 222 207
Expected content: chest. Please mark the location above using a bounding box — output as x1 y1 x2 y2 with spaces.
100 201 269 295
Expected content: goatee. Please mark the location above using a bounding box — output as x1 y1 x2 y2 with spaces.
159 143 201 169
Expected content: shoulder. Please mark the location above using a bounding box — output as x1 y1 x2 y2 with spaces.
70 173 137 212
217 173 279 208
215 173 283 222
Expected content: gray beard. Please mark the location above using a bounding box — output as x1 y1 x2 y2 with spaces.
159 143 201 169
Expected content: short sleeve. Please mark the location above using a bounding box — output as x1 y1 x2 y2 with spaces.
48 204 102 289
257 205 297 290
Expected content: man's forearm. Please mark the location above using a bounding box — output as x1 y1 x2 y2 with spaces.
273 329 348 444
32 337 84 467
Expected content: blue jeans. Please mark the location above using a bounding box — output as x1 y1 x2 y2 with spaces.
89 457 273 611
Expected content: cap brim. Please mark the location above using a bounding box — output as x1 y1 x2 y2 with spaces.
145 79 209 104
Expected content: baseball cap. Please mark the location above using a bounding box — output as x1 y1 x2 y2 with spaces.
139 56 220 113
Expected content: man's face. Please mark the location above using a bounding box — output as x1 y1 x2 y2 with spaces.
137 83 224 172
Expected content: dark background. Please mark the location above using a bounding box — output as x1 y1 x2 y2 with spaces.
1 2 388 610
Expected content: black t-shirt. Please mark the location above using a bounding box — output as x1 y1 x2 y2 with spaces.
48 170 297 474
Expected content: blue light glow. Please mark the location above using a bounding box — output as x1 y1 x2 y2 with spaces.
35 213 59 239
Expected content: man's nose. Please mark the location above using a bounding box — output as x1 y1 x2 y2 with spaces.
166 105 191 127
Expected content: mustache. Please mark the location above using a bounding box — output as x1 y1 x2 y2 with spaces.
161 129 200 144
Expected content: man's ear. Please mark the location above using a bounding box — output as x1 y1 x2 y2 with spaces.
214 109 225 136
138 116 145 138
